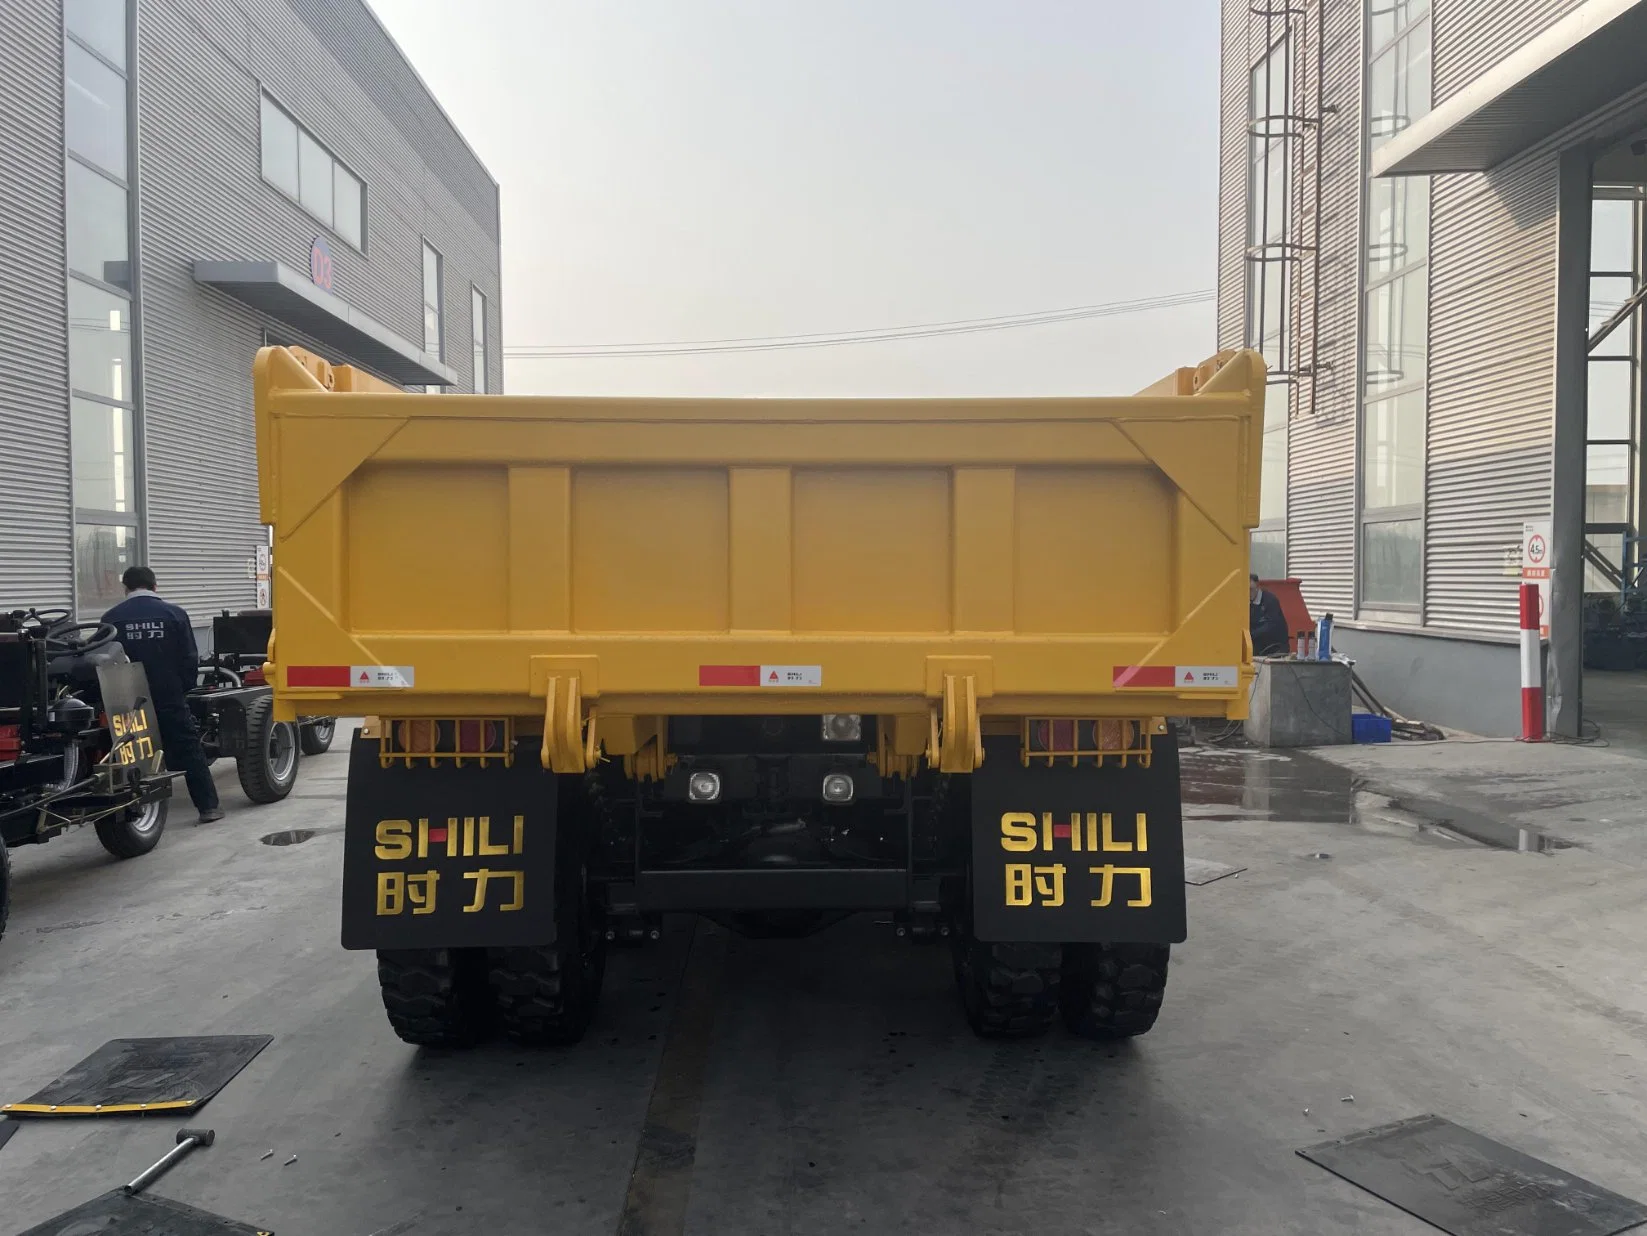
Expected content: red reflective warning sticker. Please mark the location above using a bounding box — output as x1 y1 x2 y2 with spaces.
1112 666 1175 688
287 665 350 688
700 665 761 687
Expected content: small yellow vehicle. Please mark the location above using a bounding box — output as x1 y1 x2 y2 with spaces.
254 345 1262 1048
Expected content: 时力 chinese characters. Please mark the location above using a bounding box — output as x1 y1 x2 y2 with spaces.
999 810 1152 910
372 815 528 917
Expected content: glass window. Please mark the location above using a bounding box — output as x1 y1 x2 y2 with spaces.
262 93 367 248
1250 530 1286 581
1370 0 1429 52
1363 390 1426 510
423 242 443 357
1368 175 1430 276
75 523 136 614
1366 266 1428 391
1259 385 1287 523
261 94 299 197
298 129 332 223
471 287 488 394
1369 18 1431 148
1362 519 1423 606
65 40 126 177
1589 275 1636 356
71 399 136 516
1585 531 1625 593
1586 444 1632 524
1588 359 1634 440
68 279 131 403
1592 198 1637 274
66 159 129 290
334 166 363 248
66 0 126 69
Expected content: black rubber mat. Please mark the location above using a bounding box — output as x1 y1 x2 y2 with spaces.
2 1036 272 1117
1299 1114 1647 1236
14 1189 272 1235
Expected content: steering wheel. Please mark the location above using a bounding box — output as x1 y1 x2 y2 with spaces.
24 607 73 631
43 620 120 654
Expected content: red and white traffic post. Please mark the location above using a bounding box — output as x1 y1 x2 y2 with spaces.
1519 581 1545 742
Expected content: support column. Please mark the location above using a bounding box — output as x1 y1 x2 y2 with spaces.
1548 146 1592 739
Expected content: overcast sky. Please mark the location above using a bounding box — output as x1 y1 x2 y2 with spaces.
368 1 1221 397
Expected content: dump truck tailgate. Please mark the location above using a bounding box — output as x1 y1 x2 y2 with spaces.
256 347 1264 721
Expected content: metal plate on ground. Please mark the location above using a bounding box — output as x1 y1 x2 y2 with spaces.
1299 1114 1647 1236
1183 857 1245 885
3 1036 272 1117
15 1189 272 1235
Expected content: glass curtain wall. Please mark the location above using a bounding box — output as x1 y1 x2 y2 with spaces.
1361 0 1431 610
1587 190 1643 594
64 0 141 613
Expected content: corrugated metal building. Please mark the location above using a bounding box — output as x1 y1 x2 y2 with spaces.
1218 0 1647 737
0 0 500 626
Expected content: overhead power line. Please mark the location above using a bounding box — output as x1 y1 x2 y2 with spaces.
503 289 1215 359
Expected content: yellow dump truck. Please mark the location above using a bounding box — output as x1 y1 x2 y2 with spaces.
254 345 1263 1048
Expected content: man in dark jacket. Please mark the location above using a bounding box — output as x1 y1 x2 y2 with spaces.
1249 573 1290 656
103 566 222 822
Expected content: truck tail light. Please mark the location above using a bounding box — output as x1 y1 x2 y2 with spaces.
380 717 513 768
1023 718 1155 768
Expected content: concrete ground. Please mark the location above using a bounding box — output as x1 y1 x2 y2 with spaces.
1583 668 1647 757
3 735 1647 1236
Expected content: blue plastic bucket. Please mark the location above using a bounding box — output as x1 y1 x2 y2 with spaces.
1352 714 1393 744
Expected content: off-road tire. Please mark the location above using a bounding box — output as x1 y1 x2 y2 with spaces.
952 936 1062 1038
298 717 336 756
238 694 298 803
95 795 168 859
376 948 493 1048
488 780 606 1045
1060 942 1170 1040
0 841 11 943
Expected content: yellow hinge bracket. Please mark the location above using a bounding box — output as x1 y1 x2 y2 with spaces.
928 673 984 774
923 657 990 774
531 656 600 773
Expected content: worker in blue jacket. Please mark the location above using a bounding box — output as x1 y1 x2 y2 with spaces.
1249 573 1290 657
103 566 223 822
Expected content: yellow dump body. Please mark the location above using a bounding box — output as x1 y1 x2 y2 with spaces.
255 346 1264 769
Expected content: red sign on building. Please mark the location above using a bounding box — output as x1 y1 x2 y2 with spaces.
309 235 333 291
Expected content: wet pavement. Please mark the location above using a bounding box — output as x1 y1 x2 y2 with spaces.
1180 745 1572 852
2 738 1646 1235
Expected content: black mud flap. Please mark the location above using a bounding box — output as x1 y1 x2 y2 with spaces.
970 732 1186 944
340 734 558 951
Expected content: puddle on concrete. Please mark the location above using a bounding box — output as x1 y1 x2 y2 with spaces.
1181 747 1358 824
1180 746 1570 852
260 829 317 846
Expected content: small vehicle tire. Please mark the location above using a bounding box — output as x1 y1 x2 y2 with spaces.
1060 942 1170 1040
376 948 493 1048
488 780 607 1046
951 932 1061 1039
238 695 299 803
95 795 168 860
0 841 11 943
298 717 336 756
